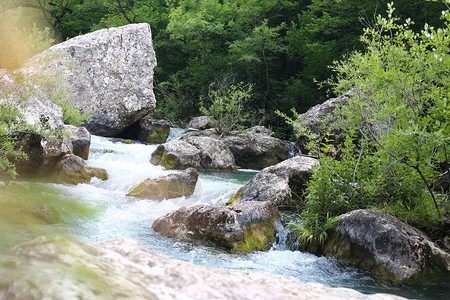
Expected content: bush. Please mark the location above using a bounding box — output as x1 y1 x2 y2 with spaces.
200 82 252 134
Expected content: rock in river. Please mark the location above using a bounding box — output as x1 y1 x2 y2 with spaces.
229 155 319 207
55 154 108 184
152 201 280 253
127 168 198 200
322 209 450 285
23 23 157 136
0 236 405 300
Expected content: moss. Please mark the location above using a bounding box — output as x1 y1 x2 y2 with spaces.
126 180 147 197
160 152 179 169
121 139 134 144
59 167 108 185
232 221 275 254
226 187 243 206
143 127 170 144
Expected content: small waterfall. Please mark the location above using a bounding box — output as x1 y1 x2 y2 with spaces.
286 141 301 157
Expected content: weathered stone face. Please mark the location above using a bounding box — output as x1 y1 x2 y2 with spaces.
0 236 406 300
322 209 450 285
23 23 157 136
152 201 280 253
137 116 171 144
188 116 217 130
63 125 91 160
229 155 319 207
127 168 198 200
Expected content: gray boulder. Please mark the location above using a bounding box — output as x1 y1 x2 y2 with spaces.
229 155 319 207
137 116 171 144
0 236 405 300
23 23 157 136
151 136 235 171
295 93 350 153
151 126 290 171
152 201 280 253
188 116 217 130
63 125 91 160
322 209 450 284
55 154 108 184
127 168 198 199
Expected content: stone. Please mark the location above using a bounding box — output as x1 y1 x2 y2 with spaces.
0 69 64 130
127 168 198 199
152 201 280 253
137 116 171 144
228 155 319 207
322 209 450 284
55 154 108 184
188 116 217 130
151 126 290 171
10 131 71 177
151 136 235 171
295 93 350 153
63 125 91 160
0 236 405 300
22 23 157 136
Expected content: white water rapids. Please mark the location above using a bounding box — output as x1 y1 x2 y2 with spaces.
2 129 448 299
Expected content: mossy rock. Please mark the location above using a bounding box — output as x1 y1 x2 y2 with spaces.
232 221 276 253
226 187 243 206
139 127 170 144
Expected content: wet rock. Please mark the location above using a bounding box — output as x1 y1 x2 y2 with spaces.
151 136 235 171
63 125 91 160
0 236 405 300
295 93 350 153
188 116 217 130
322 209 450 284
23 23 157 136
127 168 198 199
151 126 290 171
152 201 280 253
55 154 108 184
137 116 170 144
229 155 318 207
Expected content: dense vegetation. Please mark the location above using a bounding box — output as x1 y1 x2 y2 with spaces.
288 2 450 250
1 0 447 138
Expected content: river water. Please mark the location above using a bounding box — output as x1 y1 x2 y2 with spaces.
1 129 448 299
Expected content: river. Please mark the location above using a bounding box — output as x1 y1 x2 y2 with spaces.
1 129 448 299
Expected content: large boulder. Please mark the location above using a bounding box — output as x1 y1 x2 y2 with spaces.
0 69 64 130
127 168 198 199
295 93 350 153
322 209 450 284
151 136 236 171
228 155 319 207
152 201 280 253
0 236 404 300
151 126 291 171
137 116 171 144
63 125 91 160
188 116 217 130
23 23 157 136
54 154 108 184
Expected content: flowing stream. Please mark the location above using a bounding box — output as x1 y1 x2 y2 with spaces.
2 129 448 300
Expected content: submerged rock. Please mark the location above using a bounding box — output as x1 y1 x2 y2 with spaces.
137 116 171 144
322 209 450 285
229 155 319 207
23 23 157 136
150 126 290 171
127 168 198 199
55 154 108 184
152 201 280 253
188 116 217 130
63 125 91 160
0 236 405 300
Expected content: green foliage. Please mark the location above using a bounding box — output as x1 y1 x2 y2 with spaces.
200 82 252 134
286 1 450 248
0 103 28 178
